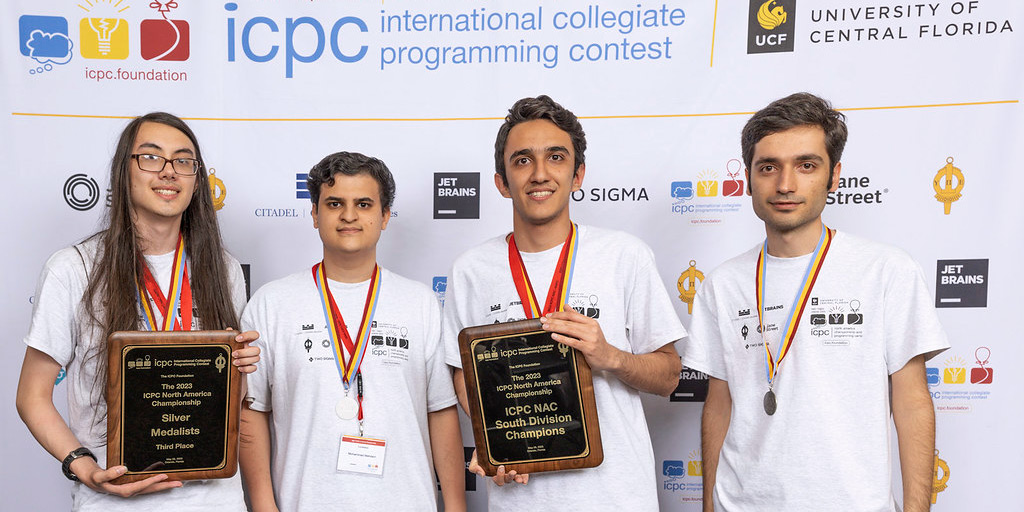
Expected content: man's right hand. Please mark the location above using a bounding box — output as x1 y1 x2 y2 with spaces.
468 449 530 486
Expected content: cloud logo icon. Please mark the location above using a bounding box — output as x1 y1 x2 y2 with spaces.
432 277 447 293
663 460 685 477
671 181 694 200
27 30 74 64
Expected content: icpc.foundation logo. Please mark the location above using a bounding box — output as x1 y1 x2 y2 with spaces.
141 1 190 61
670 159 746 223
19 15 74 74
79 0 130 60
747 0 796 54
662 450 703 497
933 157 964 215
929 346 994 413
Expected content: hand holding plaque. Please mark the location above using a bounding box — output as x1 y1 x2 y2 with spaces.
106 330 244 484
458 319 603 477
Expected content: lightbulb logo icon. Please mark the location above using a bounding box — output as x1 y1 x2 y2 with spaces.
141 1 190 61
79 0 130 60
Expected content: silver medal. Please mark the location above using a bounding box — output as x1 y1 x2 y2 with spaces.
763 389 777 416
335 396 359 420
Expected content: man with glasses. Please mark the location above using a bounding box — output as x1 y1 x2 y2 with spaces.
17 112 260 511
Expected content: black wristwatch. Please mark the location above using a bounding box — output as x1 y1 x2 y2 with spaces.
61 447 97 481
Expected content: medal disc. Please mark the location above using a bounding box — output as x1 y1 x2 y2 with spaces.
336 396 359 420
763 389 777 416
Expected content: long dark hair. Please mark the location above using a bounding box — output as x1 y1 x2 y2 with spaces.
81 112 239 417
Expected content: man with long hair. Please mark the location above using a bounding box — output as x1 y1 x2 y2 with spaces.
16 112 260 510
442 96 686 510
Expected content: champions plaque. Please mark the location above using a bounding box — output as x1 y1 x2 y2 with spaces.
106 331 243 483
459 319 602 476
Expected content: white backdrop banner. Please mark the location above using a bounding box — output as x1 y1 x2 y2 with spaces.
2 0 1020 510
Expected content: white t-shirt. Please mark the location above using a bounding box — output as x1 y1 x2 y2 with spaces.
242 267 458 511
24 236 248 512
442 225 687 511
682 231 950 512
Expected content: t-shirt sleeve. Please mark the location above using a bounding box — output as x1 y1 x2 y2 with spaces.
624 242 687 355
424 295 458 412
883 254 950 374
24 248 87 367
241 290 272 412
681 275 729 381
440 263 467 369
226 255 248 320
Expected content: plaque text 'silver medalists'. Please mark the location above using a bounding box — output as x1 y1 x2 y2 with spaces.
106 330 243 483
105 236 243 483
458 223 602 476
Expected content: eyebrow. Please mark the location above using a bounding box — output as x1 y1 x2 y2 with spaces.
507 145 570 163
136 142 195 156
753 153 825 166
323 195 375 203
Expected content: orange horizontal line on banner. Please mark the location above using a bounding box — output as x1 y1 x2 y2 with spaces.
10 100 1018 122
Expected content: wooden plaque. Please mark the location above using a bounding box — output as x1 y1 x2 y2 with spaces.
106 330 243 483
458 319 603 476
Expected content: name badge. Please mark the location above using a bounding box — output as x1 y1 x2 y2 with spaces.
337 435 386 477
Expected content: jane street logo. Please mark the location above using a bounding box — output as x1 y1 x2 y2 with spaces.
676 260 704 314
933 157 964 215
748 0 796 54
64 173 100 210
434 172 479 219
935 259 987 308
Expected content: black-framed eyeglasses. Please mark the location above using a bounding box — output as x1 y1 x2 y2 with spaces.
131 153 200 176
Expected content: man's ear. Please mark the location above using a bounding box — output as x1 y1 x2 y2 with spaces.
494 172 512 199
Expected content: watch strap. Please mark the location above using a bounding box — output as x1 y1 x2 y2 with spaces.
61 447 97 481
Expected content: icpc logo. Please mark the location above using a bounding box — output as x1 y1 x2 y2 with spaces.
432 277 447 307
670 159 746 220
747 0 796 54
662 451 703 494
19 15 74 74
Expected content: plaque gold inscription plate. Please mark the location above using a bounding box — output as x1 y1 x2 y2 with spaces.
106 331 242 483
459 319 603 476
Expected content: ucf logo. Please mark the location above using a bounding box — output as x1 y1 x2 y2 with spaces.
677 260 705 314
209 167 227 211
933 157 964 215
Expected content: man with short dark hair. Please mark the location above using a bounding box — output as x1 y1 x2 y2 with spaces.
684 93 948 511
238 152 466 511
443 96 686 510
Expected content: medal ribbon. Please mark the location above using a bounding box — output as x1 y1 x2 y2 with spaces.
135 234 192 331
312 262 381 390
507 222 579 319
756 224 833 387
